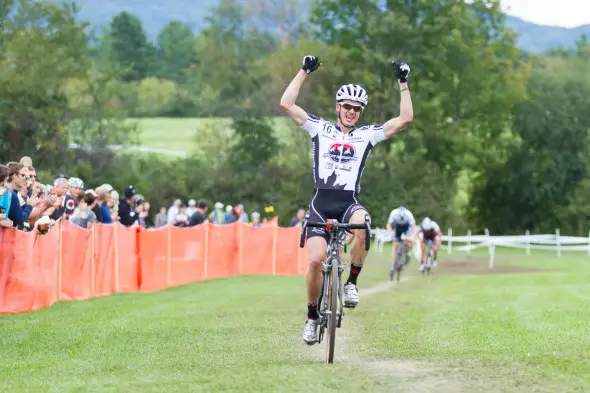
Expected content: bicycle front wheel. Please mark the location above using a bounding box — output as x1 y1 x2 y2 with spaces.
325 259 339 364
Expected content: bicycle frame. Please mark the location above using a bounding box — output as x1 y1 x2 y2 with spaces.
299 212 371 364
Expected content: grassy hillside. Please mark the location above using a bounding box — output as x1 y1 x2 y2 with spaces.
129 117 296 154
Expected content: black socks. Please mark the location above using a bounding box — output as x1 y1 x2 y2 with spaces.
346 263 363 286
307 303 319 320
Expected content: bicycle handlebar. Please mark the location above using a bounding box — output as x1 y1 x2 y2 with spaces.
299 213 372 251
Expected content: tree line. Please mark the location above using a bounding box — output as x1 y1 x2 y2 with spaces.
1 0 589 234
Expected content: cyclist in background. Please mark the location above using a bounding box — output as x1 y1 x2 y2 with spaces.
280 54 414 345
386 206 417 274
418 217 442 271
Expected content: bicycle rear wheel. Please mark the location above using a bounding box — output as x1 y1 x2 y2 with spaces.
325 258 339 363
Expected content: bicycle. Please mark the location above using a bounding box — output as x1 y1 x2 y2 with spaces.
422 239 435 276
299 212 371 364
389 233 410 281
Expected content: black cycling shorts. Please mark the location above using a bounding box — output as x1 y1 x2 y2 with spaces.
305 189 367 242
393 223 410 240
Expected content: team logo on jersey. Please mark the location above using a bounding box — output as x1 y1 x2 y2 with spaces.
327 143 355 163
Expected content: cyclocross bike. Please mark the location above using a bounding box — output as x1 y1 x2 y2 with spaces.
422 239 435 276
389 233 410 281
299 212 371 364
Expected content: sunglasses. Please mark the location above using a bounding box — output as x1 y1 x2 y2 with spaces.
341 103 363 113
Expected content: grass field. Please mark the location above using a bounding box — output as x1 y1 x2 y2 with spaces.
129 117 294 154
1 245 589 392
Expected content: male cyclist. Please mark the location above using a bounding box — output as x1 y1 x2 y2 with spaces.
418 217 442 271
386 206 417 274
280 55 414 345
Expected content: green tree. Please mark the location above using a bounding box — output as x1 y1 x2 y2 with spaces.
194 0 277 116
106 11 154 81
470 56 590 234
0 0 89 167
155 21 197 83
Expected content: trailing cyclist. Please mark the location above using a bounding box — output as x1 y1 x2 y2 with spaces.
418 217 442 271
280 55 414 345
386 206 417 275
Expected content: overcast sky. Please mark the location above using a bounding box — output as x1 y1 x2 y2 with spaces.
501 0 590 27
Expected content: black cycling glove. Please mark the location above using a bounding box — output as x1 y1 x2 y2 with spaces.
302 55 321 74
392 61 411 83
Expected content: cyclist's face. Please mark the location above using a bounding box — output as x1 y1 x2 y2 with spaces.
337 100 363 127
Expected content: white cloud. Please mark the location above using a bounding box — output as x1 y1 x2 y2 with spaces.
501 0 590 28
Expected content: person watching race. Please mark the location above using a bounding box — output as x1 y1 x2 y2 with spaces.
279 54 414 345
418 217 442 271
386 206 417 275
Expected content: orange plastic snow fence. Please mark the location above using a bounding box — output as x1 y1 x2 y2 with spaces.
0 219 307 314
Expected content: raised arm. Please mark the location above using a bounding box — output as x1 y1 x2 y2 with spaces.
280 55 322 126
383 62 414 138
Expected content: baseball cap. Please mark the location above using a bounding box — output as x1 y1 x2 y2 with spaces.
124 185 136 198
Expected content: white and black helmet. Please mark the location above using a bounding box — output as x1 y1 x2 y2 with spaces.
336 84 368 107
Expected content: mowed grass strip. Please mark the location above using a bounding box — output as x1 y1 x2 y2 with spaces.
1 245 589 392
351 251 590 392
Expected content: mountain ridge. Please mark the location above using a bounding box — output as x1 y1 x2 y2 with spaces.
72 0 590 53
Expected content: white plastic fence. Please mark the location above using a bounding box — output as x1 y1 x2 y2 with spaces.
371 227 590 269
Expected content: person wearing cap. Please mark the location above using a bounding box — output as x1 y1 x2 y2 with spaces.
118 185 137 227
185 199 197 218
225 205 238 224
68 178 84 202
208 202 226 224
167 199 182 225
250 211 261 227
237 203 249 223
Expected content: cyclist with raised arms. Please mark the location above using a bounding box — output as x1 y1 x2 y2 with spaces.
386 206 417 275
418 217 442 271
280 55 414 345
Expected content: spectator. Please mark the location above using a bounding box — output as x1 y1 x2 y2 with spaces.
0 165 14 227
70 191 97 230
186 199 197 218
6 162 33 227
237 203 249 223
251 211 261 227
49 177 74 220
26 179 56 224
94 186 111 223
143 202 153 227
289 208 306 227
188 199 209 227
167 199 181 224
68 178 84 207
134 195 150 228
225 205 238 224
208 202 226 224
134 197 153 228
109 189 119 221
173 204 190 227
155 207 167 227
118 185 137 227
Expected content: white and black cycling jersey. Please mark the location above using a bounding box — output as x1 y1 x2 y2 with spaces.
300 113 387 194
